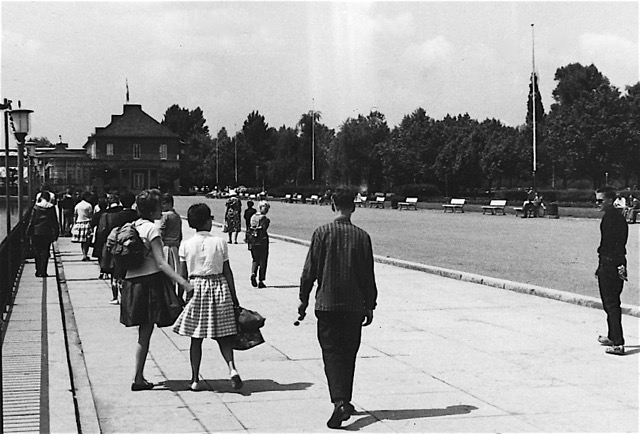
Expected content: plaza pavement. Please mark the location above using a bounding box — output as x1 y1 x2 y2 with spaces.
2 219 639 433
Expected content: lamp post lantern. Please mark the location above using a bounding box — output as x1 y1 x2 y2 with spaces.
10 106 33 221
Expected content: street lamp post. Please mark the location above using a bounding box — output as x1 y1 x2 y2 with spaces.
11 105 33 223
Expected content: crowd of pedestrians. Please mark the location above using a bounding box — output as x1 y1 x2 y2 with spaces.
23 182 634 429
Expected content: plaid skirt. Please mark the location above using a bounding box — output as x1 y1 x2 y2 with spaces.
172 274 237 339
71 221 92 243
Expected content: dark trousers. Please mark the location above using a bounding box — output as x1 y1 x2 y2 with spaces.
32 236 53 276
316 310 364 404
597 264 624 345
250 246 268 281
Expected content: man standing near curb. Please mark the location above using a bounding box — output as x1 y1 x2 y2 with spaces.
595 186 628 355
298 186 378 429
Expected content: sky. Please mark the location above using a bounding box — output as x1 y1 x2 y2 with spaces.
1 1 638 149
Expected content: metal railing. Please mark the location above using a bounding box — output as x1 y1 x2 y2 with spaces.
0 214 26 340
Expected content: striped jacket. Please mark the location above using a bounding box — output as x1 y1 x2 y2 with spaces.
300 217 377 313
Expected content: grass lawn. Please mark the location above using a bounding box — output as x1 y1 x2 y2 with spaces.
175 196 639 306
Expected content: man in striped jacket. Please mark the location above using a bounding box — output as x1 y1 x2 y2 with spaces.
299 186 378 429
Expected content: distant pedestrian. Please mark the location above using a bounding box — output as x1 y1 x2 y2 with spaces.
104 191 138 304
71 191 94 261
26 190 59 278
121 189 192 391
224 191 242 244
59 187 75 236
298 186 378 429
243 200 257 243
595 186 628 356
172 203 243 391
248 201 270 288
93 192 122 277
628 195 640 224
160 193 183 298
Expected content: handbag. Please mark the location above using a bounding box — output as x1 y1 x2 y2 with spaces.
222 223 229 233
233 329 265 351
235 307 266 332
155 276 186 327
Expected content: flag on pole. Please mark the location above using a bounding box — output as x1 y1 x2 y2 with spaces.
126 79 130 103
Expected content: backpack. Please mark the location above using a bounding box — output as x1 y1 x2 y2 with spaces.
107 222 145 271
246 226 263 247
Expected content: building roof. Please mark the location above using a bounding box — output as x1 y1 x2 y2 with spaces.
88 104 180 144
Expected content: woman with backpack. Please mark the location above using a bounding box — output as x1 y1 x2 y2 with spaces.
26 190 59 277
120 189 192 391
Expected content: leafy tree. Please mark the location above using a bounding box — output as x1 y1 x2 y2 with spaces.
619 83 640 186
161 105 211 191
30 136 54 147
545 63 624 188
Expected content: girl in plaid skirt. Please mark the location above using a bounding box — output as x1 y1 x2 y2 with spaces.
173 203 243 391
71 191 94 261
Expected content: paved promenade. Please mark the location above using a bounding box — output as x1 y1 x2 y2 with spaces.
3 220 639 433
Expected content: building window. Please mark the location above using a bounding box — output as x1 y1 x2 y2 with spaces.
133 143 141 159
160 144 167 160
133 172 145 190
106 143 114 156
91 143 97 159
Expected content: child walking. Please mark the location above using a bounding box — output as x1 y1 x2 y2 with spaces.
173 203 243 391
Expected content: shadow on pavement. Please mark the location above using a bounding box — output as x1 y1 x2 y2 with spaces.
344 405 478 430
160 379 313 395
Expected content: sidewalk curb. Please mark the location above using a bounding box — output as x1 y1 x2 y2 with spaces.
261 229 640 318
52 242 102 433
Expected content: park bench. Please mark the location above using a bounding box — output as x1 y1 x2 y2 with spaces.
290 194 303 204
283 194 292 203
354 196 367 207
368 197 385 209
308 194 319 204
398 197 418 210
442 198 465 213
482 199 507 215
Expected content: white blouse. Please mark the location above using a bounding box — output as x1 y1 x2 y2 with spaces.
179 232 229 277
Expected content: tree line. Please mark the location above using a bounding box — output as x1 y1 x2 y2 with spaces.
162 62 640 196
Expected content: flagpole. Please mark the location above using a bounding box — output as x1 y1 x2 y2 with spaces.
311 98 315 181
531 23 537 192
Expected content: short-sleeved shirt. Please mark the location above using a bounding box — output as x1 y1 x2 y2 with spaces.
160 209 183 247
179 232 229 277
125 219 162 279
74 200 93 222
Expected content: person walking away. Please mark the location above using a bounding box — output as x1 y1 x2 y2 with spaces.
172 203 243 391
298 186 378 429
59 187 76 236
105 191 138 304
94 192 123 278
224 191 242 244
26 190 59 277
248 201 270 288
595 186 628 355
120 189 192 391
71 191 94 261
160 193 183 298
243 200 257 243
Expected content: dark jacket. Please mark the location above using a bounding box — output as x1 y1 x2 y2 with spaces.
27 201 59 241
598 207 628 265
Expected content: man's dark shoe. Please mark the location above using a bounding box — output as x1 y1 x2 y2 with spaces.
598 336 615 346
230 374 243 390
250 275 258 287
605 345 625 355
258 281 266 288
345 402 355 415
327 404 350 429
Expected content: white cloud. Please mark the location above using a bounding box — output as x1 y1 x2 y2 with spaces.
404 36 454 70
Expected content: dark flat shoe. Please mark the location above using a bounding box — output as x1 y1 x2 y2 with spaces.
250 275 258 287
327 404 350 429
131 380 154 391
230 374 243 390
